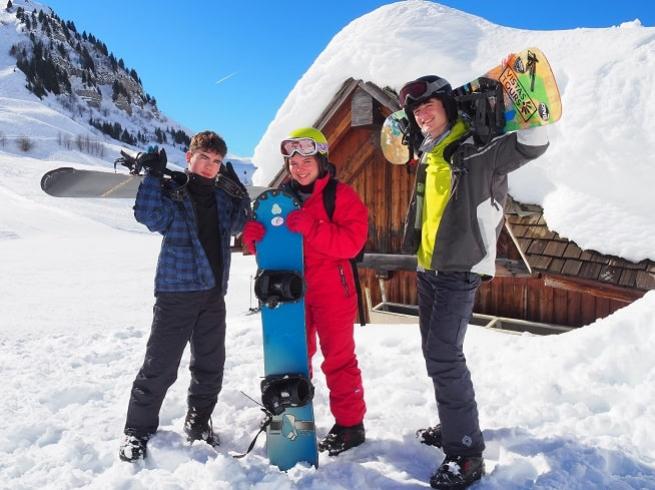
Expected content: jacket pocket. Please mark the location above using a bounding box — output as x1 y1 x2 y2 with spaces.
160 245 196 285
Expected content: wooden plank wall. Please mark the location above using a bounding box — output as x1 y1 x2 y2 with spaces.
475 277 636 327
325 100 417 309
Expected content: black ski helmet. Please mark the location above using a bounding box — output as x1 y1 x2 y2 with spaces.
399 75 458 124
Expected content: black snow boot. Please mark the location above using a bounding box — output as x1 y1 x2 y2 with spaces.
430 454 485 489
184 406 220 447
318 422 365 456
118 432 150 462
417 423 442 448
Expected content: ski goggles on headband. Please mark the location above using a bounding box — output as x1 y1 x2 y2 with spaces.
399 78 451 107
280 137 328 158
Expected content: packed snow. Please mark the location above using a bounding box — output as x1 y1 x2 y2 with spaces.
252 0 655 264
1 1 655 489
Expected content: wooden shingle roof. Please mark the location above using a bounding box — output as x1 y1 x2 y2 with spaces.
505 197 655 291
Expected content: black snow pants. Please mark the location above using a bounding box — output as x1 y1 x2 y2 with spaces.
417 270 485 457
124 287 226 436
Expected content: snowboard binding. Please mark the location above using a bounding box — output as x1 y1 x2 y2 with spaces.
115 148 188 187
233 375 316 460
454 77 506 145
261 373 315 416
254 269 305 308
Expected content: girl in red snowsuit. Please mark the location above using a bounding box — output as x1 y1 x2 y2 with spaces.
243 127 368 455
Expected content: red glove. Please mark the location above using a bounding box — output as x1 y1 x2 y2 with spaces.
242 220 265 254
286 209 317 237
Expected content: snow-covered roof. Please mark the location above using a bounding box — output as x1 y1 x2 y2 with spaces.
252 0 655 263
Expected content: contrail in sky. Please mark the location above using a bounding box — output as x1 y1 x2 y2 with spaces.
216 72 238 84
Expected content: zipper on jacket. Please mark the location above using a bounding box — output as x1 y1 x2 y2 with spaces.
338 264 351 297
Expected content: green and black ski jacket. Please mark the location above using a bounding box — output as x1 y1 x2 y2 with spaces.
402 122 549 278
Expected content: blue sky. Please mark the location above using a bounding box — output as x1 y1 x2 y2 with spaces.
43 0 654 158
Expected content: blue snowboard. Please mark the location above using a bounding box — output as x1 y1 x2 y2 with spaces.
252 190 318 470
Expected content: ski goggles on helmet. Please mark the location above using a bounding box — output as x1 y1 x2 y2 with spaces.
280 137 328 158
399 78 451 107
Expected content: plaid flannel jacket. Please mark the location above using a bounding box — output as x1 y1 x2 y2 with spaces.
134 174 249 294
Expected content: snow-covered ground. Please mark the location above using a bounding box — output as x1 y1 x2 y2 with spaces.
2 151 654 488
1 0 655 488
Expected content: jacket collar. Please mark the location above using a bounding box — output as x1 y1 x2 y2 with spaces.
421 120 469 162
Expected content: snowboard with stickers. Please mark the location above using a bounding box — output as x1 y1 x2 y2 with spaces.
251 189 318 471
381 47 562 164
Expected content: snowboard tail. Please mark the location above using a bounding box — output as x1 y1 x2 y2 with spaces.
40 167 144 198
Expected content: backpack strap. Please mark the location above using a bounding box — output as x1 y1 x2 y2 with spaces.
322 178 367 326
322 177 337 221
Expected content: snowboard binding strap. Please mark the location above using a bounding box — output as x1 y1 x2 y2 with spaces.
454 77 505 145
114 148 189 189
233 374 315 460
254 269 305 308
261 373 315 416
232 407 273 459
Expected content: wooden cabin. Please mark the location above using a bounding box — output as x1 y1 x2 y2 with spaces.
482 197 655 327
267 78 655 329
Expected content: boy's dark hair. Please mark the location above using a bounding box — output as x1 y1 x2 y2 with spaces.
189 131 227 157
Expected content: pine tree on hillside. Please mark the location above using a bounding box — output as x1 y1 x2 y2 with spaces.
129 68 141 85
57 42 67 59
80 46 95 71
6 1 13 11
61 22 70 40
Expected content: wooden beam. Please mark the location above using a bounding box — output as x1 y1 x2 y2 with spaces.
313 78 359 129
543 275 643 303
495 258 532 277
322 104 353 152
504 221 532 274
359 81 401 112
358 253 417 271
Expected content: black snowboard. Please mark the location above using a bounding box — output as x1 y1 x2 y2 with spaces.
40 167 267 200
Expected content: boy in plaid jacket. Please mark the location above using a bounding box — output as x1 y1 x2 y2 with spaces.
119 131 250 462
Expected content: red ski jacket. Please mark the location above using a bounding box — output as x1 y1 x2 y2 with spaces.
292 175 368 306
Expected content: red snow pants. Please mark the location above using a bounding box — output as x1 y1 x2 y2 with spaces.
305 294 366 427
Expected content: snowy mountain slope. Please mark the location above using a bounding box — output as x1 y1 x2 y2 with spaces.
252 0 655 262
0 0 255 175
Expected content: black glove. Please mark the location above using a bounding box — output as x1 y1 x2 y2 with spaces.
138 148 167 178
216 161 248 199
